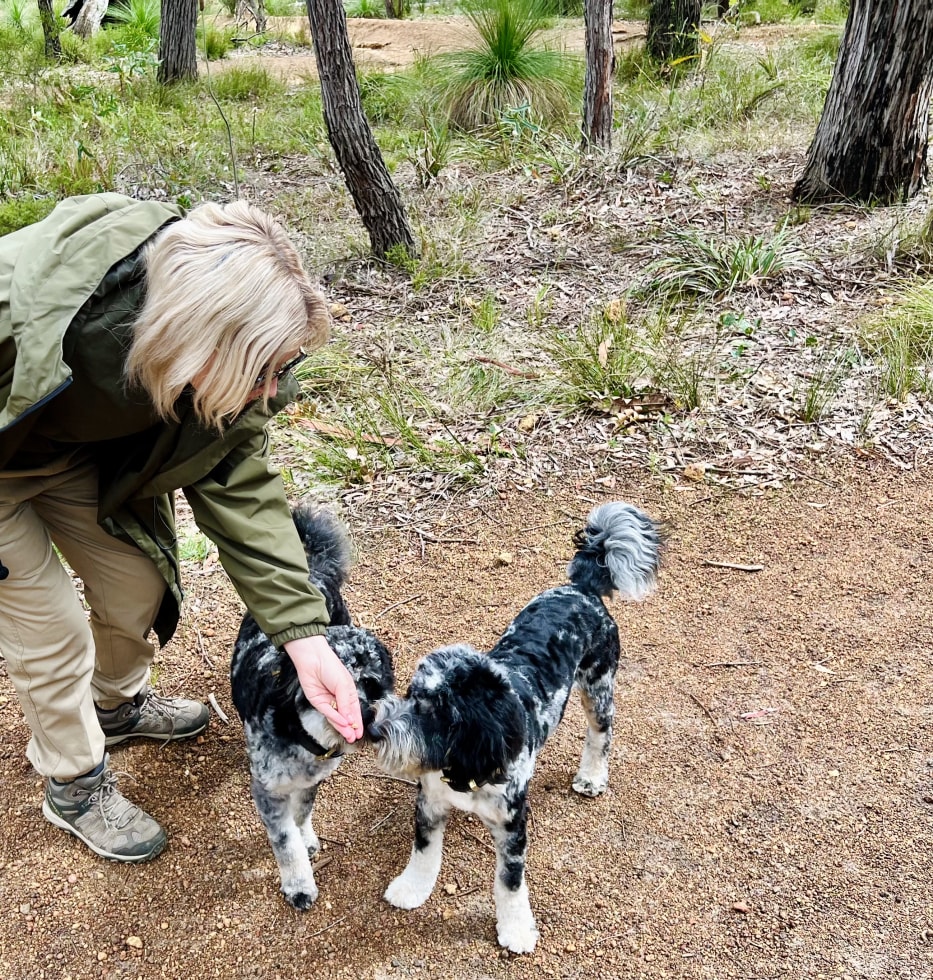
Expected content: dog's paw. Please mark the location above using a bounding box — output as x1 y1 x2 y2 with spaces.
572 772 608 797
283 882 319 911
497 916 539 954
384 872 433 910
301 826 321 856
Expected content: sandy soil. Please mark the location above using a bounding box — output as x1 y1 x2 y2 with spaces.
211 16 646 83
1 459 932 979
3 12 933 980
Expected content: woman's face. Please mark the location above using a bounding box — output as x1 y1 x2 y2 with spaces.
190 349 302 404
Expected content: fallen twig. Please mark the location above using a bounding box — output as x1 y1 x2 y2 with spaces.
368 808 398 835
475 356 539 379
373 593 423 621
311 854 333 873
305 913 348 939
684 690 718 727
207 692 229 724
359 772 418 786
701 559 765 572
414 528 479 545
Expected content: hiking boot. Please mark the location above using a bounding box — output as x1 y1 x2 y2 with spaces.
96 687 210 747
42 757 167 863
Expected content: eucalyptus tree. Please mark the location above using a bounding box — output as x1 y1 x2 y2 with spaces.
794 0 933 203
158 0 197 83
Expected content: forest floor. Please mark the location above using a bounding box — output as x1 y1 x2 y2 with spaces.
1 12 933 980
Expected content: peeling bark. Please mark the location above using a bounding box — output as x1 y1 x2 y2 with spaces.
794 0 933 204
582 0 614 149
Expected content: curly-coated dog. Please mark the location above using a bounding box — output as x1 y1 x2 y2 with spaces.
231 506 394 910
368 501 661 953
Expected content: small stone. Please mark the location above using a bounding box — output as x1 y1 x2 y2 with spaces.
125 936 143 950
731 901 751 914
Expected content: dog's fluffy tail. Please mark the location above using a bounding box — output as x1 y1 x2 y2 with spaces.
567 501 661 601
292 505 353 626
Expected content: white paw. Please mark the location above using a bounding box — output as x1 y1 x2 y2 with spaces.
301 826 320 856
572 771 608 797
384 872 434 910
497 915 539 954
282 878 318 911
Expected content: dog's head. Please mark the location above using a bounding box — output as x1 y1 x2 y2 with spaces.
276 625 394 759
369 645 526 791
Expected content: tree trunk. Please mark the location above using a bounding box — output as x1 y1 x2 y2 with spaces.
582 0 614 149
71 0 108 37
384 0 408 16
793 0 933 204
158 0 198 83
305 0 417 258
236 0 267 34
646 0 702 62
37 0 62 59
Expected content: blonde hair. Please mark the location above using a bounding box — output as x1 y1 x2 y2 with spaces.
125 200 330 431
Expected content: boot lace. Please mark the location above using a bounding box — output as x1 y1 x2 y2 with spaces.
87 771 139 831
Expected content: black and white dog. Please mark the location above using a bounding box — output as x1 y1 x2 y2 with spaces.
368 501 661 953
230 506 394 911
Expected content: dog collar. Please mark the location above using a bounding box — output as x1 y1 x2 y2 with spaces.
294 728 343 761
439 767 503 793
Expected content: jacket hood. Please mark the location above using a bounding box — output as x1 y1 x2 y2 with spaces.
0 193 182 432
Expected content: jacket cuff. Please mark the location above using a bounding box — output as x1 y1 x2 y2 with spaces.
269 623 329 648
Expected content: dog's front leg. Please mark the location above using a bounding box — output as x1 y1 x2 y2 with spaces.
251 778 318 910
290 784 321 857
384 783 449 910
485 797 539 953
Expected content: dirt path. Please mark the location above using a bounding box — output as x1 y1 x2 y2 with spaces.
212 16 803 83
2 458 931 979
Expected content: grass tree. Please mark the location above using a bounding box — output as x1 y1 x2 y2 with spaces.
440 0 579 130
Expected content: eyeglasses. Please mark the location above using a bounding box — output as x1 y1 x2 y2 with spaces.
254 349 307 388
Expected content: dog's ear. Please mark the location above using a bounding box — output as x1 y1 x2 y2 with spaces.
441 661 525 790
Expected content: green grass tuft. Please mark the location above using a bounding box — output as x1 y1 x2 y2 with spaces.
642 227 812 301
861 283 933 400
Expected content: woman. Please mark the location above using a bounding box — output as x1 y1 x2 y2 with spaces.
0 193 364 863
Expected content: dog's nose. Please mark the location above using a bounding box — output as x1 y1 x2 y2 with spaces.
365 720 384 741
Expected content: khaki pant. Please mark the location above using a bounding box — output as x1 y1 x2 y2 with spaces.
0 452 165 780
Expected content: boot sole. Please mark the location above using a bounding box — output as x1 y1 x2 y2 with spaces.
42 800 168 863
103 720 209 747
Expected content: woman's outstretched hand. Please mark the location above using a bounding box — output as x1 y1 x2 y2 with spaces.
284 634 364 742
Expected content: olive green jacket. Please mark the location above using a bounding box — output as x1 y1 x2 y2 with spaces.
0 193 329 646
